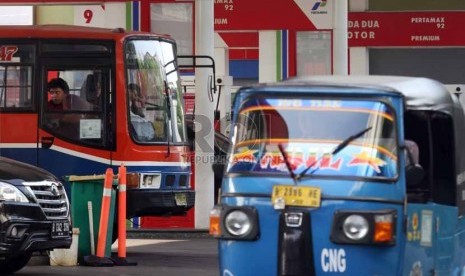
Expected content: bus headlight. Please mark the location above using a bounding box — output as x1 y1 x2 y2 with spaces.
141 173 161 188
0 182 29 203
342 215 369 240
209 205 259 241
331 210 396 246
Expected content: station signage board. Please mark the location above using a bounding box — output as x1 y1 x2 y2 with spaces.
349 12 465 47
0 0 125 2
214 0 333 31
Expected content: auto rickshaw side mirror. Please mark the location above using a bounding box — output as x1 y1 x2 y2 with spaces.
403 143 425 188
405 163 425 188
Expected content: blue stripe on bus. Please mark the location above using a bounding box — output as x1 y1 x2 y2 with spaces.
0 148 190 179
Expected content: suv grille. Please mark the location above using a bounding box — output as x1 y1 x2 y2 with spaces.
25 181 69 219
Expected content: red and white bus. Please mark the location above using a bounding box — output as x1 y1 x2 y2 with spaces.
0 25 197 219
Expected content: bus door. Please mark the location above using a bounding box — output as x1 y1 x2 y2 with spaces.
0 44 37 165
38 55 115 177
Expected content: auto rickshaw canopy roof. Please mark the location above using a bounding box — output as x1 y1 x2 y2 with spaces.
285 75 460 114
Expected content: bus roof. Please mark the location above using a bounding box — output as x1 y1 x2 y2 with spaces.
0 24 173 41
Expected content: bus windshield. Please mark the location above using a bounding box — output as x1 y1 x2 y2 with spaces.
125 39 186 143
227 96 398 179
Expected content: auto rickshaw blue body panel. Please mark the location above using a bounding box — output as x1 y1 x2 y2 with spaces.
214 76 465 276
220 194 405 275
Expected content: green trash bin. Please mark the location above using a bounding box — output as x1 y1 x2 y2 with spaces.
66 175 116 263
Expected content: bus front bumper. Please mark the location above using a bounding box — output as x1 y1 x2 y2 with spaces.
126 189 195 218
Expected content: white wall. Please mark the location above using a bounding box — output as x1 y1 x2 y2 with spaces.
214 33 229 76
350 0 368 11
0 6 33 25
103 3 126 28
349 0 369 75
349 47 369 75
37 3 126 29
259 31 278 83
74 3 126 28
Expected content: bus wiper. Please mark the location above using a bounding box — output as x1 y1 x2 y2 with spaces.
296 126 373 180
143 101 161 108
164 81 172 157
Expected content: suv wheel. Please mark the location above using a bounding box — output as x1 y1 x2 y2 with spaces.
0 252 32 274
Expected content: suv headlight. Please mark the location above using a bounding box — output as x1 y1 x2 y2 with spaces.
0 182 29 202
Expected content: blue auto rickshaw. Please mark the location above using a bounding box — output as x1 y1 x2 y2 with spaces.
210 76 465 275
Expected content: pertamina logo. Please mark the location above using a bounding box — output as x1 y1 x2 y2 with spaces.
311 0 328 14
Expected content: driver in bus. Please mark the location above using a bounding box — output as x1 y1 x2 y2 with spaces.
46 77 91 137
47 77 90 111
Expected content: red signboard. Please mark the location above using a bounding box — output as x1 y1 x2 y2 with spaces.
214 0 317 31
183 94 195 116
0 0 125 2
349 12 465 47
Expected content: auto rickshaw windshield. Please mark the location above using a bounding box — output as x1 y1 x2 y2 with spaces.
227 96 398 179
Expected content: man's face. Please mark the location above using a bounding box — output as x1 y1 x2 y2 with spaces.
130 89 142 102
49 87 65 105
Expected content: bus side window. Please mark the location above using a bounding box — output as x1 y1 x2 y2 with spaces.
0 65 33 110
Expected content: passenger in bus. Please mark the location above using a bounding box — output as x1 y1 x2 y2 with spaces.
81 73 102 109
128 83 156 141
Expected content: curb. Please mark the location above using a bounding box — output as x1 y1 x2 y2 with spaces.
127 229 211 240
27 230 211 266
28 252 50 266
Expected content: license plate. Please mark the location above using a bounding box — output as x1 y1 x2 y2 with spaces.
272 185 321 208
175 193 187 206
51 221 70 239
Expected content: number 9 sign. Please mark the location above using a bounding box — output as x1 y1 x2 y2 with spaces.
74 6 106 27
84 9 93 24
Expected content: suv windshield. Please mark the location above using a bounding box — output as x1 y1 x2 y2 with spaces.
227 96 398 179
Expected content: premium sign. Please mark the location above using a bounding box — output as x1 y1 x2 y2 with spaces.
349 12 465 47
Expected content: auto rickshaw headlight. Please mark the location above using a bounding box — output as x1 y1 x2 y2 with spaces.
331 210 396 246
209 205 260 240
225 210 252 236
342 215 369 240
